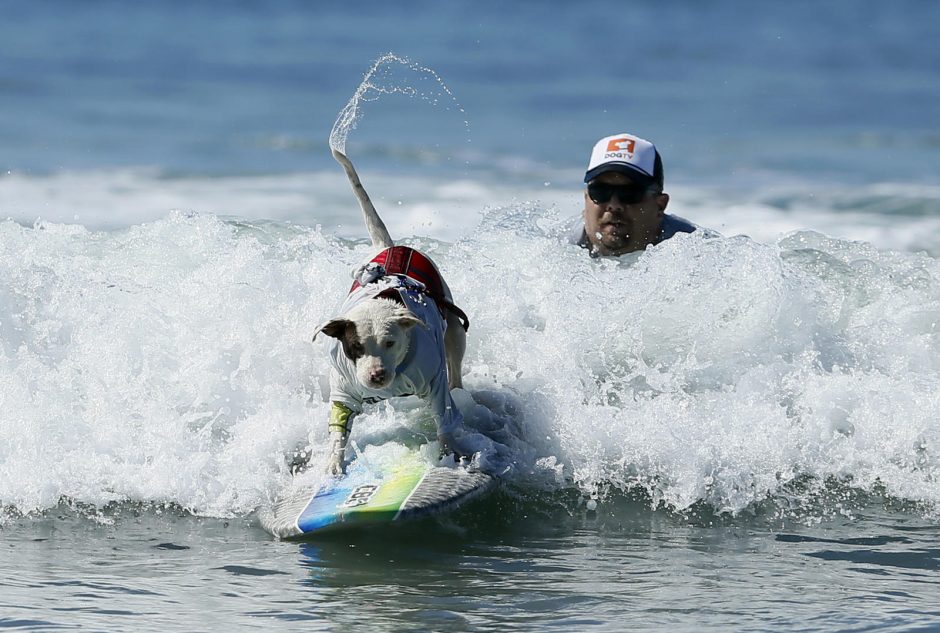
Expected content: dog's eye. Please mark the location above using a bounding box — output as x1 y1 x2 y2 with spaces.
384 340 395 348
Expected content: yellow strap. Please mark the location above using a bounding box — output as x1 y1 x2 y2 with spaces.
329 402 354 434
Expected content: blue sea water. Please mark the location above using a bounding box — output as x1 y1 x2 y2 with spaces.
2 1 940 630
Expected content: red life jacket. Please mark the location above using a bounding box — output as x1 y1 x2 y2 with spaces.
349 246 470 331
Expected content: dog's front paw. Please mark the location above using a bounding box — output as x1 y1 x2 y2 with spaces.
325 430 348 476
325 451 346 476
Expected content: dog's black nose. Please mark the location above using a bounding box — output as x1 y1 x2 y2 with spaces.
369 368 387 384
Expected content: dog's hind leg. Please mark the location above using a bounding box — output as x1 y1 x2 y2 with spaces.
444 311 466 390
331 148 394 250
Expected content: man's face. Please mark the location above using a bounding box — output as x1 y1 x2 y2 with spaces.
582 171 669 256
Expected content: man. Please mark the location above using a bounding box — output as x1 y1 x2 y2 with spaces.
577 132 699 256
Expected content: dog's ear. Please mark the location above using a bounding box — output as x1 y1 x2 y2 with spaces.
313 318 351 342
394 314 427 332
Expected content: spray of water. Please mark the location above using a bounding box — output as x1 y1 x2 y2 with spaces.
328 52 469 155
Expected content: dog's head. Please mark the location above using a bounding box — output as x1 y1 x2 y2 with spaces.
313 298 425 390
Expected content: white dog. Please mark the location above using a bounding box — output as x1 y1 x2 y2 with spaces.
312 149 470 475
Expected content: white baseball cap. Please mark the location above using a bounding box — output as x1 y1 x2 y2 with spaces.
584 133 663 187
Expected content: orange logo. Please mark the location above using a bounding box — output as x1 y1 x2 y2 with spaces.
606 137 635 154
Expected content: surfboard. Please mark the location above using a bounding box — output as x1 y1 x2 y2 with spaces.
260 447 496 539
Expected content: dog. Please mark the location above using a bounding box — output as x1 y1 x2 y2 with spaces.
312 149 470 475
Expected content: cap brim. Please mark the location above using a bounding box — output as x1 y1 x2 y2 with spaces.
584 163 654 185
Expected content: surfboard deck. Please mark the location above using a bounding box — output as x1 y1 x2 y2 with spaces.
260 447 496 539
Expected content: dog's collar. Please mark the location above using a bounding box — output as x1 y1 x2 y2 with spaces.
375 286 406 307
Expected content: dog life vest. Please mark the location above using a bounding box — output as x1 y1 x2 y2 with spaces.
349 246 470 331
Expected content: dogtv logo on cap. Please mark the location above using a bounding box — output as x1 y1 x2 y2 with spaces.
606 137 636 156
585 132 658 183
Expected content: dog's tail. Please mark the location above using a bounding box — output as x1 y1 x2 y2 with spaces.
331 148 394 250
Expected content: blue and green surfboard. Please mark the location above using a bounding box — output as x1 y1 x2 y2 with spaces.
261 448 495 538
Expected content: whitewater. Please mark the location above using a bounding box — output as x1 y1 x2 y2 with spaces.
3 193 939 523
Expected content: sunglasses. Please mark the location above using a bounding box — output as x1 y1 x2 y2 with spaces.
587 182 656 205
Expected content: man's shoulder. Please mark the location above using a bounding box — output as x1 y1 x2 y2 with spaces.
657 213 697 241
658 214 723 242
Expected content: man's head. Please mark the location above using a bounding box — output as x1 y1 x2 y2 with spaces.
582 133 670 256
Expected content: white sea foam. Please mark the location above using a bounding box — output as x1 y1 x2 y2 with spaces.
3 169 939 254
679 182 940 256
2 177 940 520
0 169 549 241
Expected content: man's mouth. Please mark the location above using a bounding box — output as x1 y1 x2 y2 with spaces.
600 219 629 233
599 211 628 226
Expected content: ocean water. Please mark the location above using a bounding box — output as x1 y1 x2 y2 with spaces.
2 1 940 630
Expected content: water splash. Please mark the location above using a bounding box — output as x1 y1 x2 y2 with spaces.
3 208 940 523
328 52 469 155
